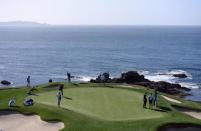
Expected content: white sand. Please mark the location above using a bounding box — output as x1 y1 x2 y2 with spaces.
162 95 201 120
162 95 182 104
175 107 201 120
182 111 201 120
0 112 64 131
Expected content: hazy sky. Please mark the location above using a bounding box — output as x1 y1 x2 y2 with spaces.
0 0 201 25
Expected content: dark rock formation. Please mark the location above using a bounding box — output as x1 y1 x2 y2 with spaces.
1 80 11 85
90 71 191 96
173 74 187 78
49 79 53 83
90 72 111 83
109 71 149 83
136 81 190 95
120 71 148 83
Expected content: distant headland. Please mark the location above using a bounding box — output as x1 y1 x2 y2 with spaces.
0 21 50 27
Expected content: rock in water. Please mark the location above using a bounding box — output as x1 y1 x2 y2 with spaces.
90 72 111 83
173 74 187 78
120 71 147 83
49 79 53 83
1 80 11 85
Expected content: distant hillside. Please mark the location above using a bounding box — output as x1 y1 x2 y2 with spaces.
0 21 50 27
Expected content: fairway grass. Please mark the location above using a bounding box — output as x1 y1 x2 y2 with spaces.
32 87 166 121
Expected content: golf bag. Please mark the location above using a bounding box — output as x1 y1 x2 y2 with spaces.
24 98 34 106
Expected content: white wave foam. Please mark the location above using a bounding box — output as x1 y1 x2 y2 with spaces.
144 74 175 83
52 75 66 79
155 70 192 79
139 69 198 89
179 82 200 89
139 70 176 83
52 75 94 82
75 76 94 82
138 70 150 75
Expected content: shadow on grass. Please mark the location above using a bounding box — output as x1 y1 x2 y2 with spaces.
158 106 172 112
145 106 171 112
10 105 20 108
63 96 73 100
172 104 201 112
72 83 79 86
105 85 114 88
27 92 39 96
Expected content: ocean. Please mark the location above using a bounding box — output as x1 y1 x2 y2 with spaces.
0 26 201 101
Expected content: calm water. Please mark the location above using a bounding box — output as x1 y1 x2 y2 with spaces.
0 26 201 101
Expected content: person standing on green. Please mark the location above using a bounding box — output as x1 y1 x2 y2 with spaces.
27 76 30 87
148 93 153 109
154 89 158 107
59 84 64 96
143 92 148 108
57 90 62 107
67 72 71 83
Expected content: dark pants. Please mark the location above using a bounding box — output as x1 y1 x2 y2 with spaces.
59 90 63 96
57 98 61 106
149 100 153 108
143 100 147 108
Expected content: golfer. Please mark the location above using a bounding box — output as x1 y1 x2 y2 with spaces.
27 76 31 87
154 89 158 107
143 92 147 108
148 93 153 109
67 72 71 83
59 84 64 96
57 91 62 107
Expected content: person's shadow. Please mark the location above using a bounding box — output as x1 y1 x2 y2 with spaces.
63 96 73 100
10 105 20 108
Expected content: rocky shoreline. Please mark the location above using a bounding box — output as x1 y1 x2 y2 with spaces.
90 71 191 97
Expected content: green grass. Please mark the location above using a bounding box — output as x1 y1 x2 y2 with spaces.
0 83 201 131
32 87 165 121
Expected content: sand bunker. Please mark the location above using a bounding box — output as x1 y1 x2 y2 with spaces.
162 95 182 104
183 111 201 120
175 107 201 120
0 111 64 131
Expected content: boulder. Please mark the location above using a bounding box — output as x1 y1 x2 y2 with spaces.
1 80 11 85
173 74 187 78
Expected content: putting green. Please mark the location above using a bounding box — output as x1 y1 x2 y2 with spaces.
33 87 166 121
